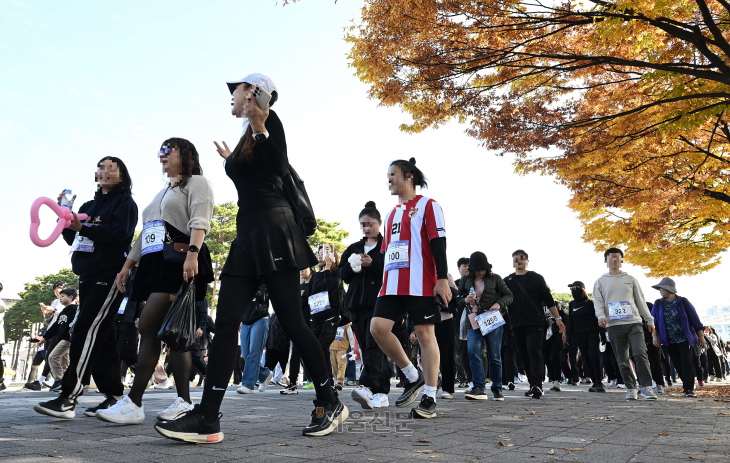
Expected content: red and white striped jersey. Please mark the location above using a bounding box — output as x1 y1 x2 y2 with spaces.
379 195 446 297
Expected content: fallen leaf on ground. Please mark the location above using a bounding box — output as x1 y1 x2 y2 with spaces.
50 427 60 430
548 449 555 455
718 412 730 415
660 432 669 435
497 442 506 447
278 443 289 446
566 448 585 451
507 444 514 447
530 411 536 415
415 440 431 443
415 450 434 454
348 443 359 446
709 438 718 440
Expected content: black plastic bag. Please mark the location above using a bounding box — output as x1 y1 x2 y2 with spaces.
157 278 197 352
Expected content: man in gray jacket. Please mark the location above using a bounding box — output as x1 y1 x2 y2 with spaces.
594 248 657 400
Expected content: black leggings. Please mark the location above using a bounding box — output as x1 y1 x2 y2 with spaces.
128 293 192 406
200 270 334 421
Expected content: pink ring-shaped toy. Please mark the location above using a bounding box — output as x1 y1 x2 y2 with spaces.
30 197 89 247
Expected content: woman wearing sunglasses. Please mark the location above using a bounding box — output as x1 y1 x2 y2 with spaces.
156 73 346 443
95 138 215 425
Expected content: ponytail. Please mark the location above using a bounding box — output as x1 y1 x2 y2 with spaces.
390 157 428 189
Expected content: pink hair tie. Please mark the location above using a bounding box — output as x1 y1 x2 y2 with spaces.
30 197 89 247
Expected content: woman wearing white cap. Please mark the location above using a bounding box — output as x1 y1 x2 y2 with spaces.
155 74 347 443
649 277 706 397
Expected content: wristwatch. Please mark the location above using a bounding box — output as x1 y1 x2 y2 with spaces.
554 316 562 321
188 245 200 253
253 130 269 143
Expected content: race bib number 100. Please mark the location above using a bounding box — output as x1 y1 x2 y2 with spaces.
475 309 506 336
608 301 633 320
141 220 165 256
384 240 409 272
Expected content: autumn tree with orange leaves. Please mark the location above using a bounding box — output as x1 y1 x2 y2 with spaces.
336 0 730 277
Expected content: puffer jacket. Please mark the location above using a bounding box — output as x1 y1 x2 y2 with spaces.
457 273 513 317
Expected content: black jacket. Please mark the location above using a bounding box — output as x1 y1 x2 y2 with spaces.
503 271 556 329
44 304 78 343
305 270 342 321
267 313 290 351
61 188 138 280
339 235 384 313
567 298 601 340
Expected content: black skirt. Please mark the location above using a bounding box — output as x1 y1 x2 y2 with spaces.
131 222 213 302
222 207 317 278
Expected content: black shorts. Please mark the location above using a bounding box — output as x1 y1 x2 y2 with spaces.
373 296 441 325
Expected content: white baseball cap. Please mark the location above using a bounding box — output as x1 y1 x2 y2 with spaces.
225 73 278 106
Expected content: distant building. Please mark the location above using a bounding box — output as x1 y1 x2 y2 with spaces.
1 298 20 308
701 306 730 340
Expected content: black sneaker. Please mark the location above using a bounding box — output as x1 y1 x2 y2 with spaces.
684 390 697 398
524 388 533 397
596 384 606 393
465 387 489 400
50 381 63 393
155 405 224 444
34 396 76 419
530 386 543 399
280 384 298 395
507 382 515 391
302 399 349 437
493 389 505 401
395 369 425 408
0 382 6 391
411 394 437 419
83 396 117 417
24 381 42 391
588 385 597 392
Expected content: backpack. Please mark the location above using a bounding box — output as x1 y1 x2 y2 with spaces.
281 165 317 238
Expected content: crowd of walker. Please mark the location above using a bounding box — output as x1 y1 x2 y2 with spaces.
1 73 729 445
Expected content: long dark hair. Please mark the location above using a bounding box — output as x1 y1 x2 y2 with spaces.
161 138 203 189
229 82 280 164
390 157 428 189
467 268 493 282
97 156 133 194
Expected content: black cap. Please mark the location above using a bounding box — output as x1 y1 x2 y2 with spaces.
468 251 492 272
568 281 585 289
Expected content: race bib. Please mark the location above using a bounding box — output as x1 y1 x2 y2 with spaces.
608 301 633 320
117 297 128 315
384 240 409 272
70 224 97 253
141 220 165 256
308 291 331 314
335 326 345 340
475 309 506 336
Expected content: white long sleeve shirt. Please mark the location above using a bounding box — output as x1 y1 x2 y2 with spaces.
593 272 654 328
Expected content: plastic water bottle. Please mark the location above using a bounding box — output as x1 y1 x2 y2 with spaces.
60 189 74 211
469 287 477 310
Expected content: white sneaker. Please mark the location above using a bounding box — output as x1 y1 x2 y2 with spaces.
625 389 638 400
655 385 664 394
156 397 193 421
440 391 453 399
42 379 54 388
616 384 624 389
373 393 390 408
710 375 716 382
231 383 241 389
608 380 617 388
96 396 145 424
259 371 274 392
154 378 174 390
640 387 657 400
351 386 374 409
237 385 254 394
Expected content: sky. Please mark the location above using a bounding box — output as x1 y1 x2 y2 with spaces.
2 0 730 315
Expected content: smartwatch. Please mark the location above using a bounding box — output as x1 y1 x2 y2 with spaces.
253 131 269 143
188 245 200 253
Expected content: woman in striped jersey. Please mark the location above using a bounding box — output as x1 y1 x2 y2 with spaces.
370 157 451 419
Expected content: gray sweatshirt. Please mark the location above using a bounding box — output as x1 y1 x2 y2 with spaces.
593 271 654 327
128 176 214 263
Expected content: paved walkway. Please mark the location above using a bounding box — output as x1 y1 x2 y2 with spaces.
1 382 729 462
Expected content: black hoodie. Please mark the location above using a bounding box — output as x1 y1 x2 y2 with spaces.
62 188 138 280
44 304 79 343
338 234 385 313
